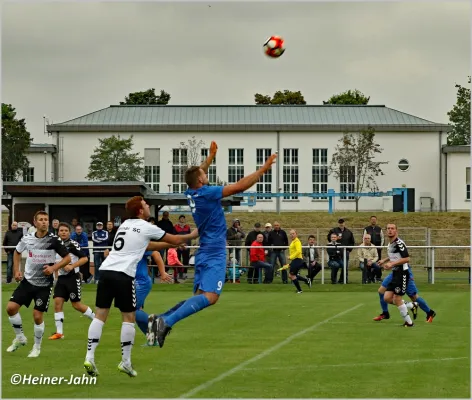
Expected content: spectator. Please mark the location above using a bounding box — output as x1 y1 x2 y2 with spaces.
106 221 116 248
92 222 108 283
327 232 344 284
157 211 175 262
327 218 355 283
303 235 322 282
49 219 60 235
358 234 381 284
245 222 264 283
226 219 245 265
268 221 289 283
71 224 91 283
2 221 23 283
174 215 191 279
166 247 183 284
249 233 273 284
263 223 273 263
363 216 384 260
71 218 79 230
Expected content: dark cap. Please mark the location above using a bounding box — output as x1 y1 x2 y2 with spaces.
179 215 186 219
254 222 261 228
338 218 345 223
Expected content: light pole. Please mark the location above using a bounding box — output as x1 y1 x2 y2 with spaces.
43 151 47 181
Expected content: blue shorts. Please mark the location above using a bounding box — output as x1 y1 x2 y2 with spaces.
193 250 227 295
135 277 152 310
382 272 418 297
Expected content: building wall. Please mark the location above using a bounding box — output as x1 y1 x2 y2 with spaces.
54 130 443 212
446 152 471 211
26 152 54 182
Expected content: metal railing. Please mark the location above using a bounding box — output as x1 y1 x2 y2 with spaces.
2 244 470 285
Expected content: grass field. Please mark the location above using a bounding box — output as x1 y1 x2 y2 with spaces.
2 281 470 398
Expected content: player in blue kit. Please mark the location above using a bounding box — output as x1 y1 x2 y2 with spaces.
135 250 173 342
147 141 277 347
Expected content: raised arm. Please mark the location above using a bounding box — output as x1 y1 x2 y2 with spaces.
222 154 277 198
200 141 218 174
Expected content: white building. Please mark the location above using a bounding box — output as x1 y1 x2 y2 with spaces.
18 104 469 212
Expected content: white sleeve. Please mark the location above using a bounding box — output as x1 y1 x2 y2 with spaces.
147 224 166 241
15 236 27 253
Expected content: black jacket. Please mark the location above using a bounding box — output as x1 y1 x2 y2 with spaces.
326 242 342 261
268 229 288 250
363 225 383 246
245 230 267 248
327 227 355 252
3 229 23 253
157 219 175 234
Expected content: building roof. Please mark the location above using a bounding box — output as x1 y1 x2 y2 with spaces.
28 143 56 153
47 105 451 133
2 182 242 206
441 145 471 153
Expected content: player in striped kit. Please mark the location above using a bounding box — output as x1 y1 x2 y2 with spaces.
6 211 71 358
49 223 96 340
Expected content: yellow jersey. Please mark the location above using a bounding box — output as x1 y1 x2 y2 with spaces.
289 237 302 261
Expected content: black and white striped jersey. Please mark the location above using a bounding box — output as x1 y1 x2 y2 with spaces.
55 238 85 276
387 237 410 271
15 233 69 287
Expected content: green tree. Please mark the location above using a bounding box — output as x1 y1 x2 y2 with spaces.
447 77 471 145
86 135 144 181
323 89 370 105
120 88 171 105
329 127 387 212
1 103 32 181
254 90 306 105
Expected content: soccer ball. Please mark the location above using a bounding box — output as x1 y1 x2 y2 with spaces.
263 36 285 58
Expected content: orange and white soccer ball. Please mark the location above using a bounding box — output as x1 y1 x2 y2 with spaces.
263 36 285 58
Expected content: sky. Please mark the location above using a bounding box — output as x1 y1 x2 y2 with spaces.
2 1 470 143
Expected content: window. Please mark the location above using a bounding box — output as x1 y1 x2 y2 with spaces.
228 149 244 184
201 148 217 184
172 149 188 193
467 167 470 200
340 166 355 200
3 172 15 182
283 148 298 200
398 159 410 172
144 149 160 192
312 148 328 198
22 167 34 182
256 148 272 199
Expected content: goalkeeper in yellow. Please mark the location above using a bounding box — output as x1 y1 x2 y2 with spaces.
279 230 312 293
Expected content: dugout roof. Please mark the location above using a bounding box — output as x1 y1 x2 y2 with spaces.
46 104 451 133
1 182 242 207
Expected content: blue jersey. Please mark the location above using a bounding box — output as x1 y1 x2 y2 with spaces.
185 185 225 251
136 251 152 282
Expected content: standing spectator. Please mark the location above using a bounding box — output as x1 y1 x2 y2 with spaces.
157 211 175 262
358 234 381 284
71 218 79 231
263 223 273 263
327 219 355 283
92 222 108 283
268 221 289 283
303 235 322 283
245 222 264 283
106 221 116 248
2 221 23 283
226 219 245 265
249 233 273 284
174 215 191 279
363 216 384 260
49 219 60 236
327 233 343 284
71 224 92 283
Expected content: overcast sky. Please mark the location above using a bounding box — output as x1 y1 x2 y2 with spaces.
2 1 470 143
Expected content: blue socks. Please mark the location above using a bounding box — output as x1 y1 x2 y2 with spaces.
164 295 211 327
136 309 149 335
379 293 389 313
158 300 185 318
416 296 431 313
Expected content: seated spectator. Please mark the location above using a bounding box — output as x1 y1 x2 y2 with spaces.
358 234 381 284
327 233 344 284
249 233 273 284
303 235 322 282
